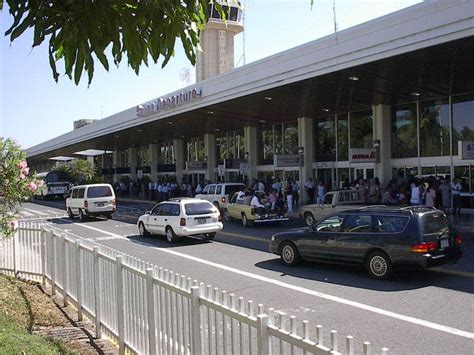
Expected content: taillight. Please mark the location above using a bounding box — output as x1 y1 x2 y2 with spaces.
251 208 255 215
411 242 439 254
180 218 186 226
454 235 462 247
221 196 226 204
84 200 88 209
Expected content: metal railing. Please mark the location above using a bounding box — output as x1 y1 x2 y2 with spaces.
0 222 389 354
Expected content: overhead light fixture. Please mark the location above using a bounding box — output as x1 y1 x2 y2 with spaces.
152 140 158 143
259 120 266 123
264 96 272 101
322 108 330 112
137 129 143 132
167 121 173 125
411 92 421 97
115 135 120 138
348 76 359 81
214 128 220 132
207 110 214 115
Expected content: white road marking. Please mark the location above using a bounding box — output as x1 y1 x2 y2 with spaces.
71 223 474 340
22 207 50 216
18 211 34 217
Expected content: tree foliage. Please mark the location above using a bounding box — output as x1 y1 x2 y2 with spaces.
2 0 213 85
54 159 98 184
0 138 42 237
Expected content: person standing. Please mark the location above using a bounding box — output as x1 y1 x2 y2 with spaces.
410 181 420 206
305 178 315 204
291 180 300 206
424 182 437 208
451 178 462 215
439 178 451 213
316 181 325 207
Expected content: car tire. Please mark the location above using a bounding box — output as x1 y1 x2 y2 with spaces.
304 212 315 227
280 242 301 266
106 214 113 219
79 209 86 222
365 251 393 280
166 226 178 243
242 213 253 227
204 232 216 240
223 208 232 221
138 222 149 236
67 208 74 219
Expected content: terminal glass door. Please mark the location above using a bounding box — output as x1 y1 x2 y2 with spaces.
316 169 333 191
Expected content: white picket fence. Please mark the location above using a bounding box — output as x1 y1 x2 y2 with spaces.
0 222 389 355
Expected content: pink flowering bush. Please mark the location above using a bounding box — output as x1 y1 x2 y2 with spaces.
1 137 42 237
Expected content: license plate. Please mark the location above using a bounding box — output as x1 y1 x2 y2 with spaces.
97 202 105 207
197 218 207 224
440 238 449 249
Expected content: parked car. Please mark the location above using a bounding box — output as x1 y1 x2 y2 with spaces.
269 206 462 279
66 183 116 220
195 182 246 210
300 190 367 226
223 192 289 227
137 198 223 243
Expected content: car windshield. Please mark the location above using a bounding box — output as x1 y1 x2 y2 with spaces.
185 202 215 215
422 212 449 234
87 186 113 198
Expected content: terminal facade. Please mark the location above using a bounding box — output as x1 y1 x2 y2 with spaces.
26 1 474 203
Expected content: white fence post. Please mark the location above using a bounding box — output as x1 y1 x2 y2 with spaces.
41 227 46 286
75 239 82 321
12 230 17 277
62 234 68 307
50 231 56 296
257 314 269 355
146 268 157 355
116 255 125 355
190 286 202 355
93 246 102 339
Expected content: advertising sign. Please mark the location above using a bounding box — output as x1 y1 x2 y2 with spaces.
274 154 300 167
349 148 376 163
460 141 474 160
218 165 225 177
186 161 207 171
239 162 249 175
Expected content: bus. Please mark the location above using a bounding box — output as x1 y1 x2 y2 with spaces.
34 171 72 199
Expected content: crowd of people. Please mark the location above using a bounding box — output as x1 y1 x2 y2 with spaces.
113 174 465 215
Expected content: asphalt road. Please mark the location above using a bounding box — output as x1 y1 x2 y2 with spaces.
14 199 474 354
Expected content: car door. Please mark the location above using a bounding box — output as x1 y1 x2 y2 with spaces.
334 214 375 262
146 205 163 234
301 214 345 261
155 203 172 235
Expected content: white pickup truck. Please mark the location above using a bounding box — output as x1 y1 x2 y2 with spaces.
299 190 367 226
195 182 246 210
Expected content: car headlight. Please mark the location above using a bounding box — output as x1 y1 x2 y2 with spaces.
271 235 276 241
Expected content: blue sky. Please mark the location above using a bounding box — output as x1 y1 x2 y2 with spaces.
0 0 422 150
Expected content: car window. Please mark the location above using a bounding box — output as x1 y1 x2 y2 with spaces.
374 216 408 232
72 189 79 198
87 186 113 198
315 215 343 232
216 185 222 194
77 188 85 198
338 193 344 202
169 204 181 216
151 205 162 215
350 191 360 201
209 185 216 194
225 184 244 196
185 202 214 215
230 193 237 203
342 215 372 233
323 194 333 205
422 212 448 234
202 186 209 194
159 204 172 216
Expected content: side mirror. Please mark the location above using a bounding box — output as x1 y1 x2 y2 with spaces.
145 210 151 215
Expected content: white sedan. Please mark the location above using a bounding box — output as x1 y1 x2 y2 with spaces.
137 198 223 243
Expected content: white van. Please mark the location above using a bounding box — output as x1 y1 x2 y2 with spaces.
66 184 116 220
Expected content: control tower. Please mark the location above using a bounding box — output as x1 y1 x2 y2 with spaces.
196 1 244 82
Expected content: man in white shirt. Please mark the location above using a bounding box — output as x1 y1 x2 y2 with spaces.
251 192 267 216
451 178 462 215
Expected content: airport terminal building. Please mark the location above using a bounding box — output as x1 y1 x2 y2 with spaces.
26 1 474 202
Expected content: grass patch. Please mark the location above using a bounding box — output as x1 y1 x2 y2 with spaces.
0 274 73 353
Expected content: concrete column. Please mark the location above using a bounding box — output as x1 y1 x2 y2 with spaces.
173 139 185 184
204 134 216 182
87 156 95 169
149 143 158 182
373 104 392 186
244 126 258 185
129 147 137 182
298 117 314 203
112 151 120 183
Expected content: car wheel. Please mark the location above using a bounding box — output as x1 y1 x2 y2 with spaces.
204 232 216 240
106 214 113 220
166 226 178 243
242 213 253 227
223 208 231 221
67 208 74 219
365 251 393 280
79 209 86 222
280 242 301 266
304 212 315 227
138 222 149 236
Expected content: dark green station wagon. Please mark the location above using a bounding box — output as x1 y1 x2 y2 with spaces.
269 206 463 279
